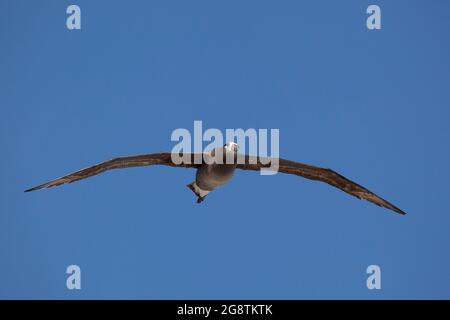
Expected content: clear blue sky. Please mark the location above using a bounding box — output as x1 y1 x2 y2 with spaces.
1 0 450 299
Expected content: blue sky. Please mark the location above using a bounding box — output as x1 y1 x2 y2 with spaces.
1 0 450 299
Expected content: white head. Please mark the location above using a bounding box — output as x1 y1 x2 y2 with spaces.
224 142 239 153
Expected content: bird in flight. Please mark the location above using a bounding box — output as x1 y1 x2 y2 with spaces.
25 142 406 215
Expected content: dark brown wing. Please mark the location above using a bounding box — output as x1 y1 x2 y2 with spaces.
236 156 406 215
25 153 202 192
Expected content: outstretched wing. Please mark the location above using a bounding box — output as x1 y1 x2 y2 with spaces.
236 156 406 215
25 153 202 192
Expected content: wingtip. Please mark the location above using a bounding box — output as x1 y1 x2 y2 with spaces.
24 184 46 193
391 205 407 215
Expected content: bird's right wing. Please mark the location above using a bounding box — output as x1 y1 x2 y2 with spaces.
25 153 202 192
236 155 406 215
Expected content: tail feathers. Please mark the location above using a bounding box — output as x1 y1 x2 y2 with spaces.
187 182 209 204
197 196 205 203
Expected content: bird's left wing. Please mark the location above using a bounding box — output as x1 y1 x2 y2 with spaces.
236 155 406 215
25 153 202 192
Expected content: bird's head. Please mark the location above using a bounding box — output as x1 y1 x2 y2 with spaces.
224 142 239 153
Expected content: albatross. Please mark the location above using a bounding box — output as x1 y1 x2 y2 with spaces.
25 142 406 215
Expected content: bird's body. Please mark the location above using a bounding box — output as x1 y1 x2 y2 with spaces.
188 143 238 202
25 142 406 215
